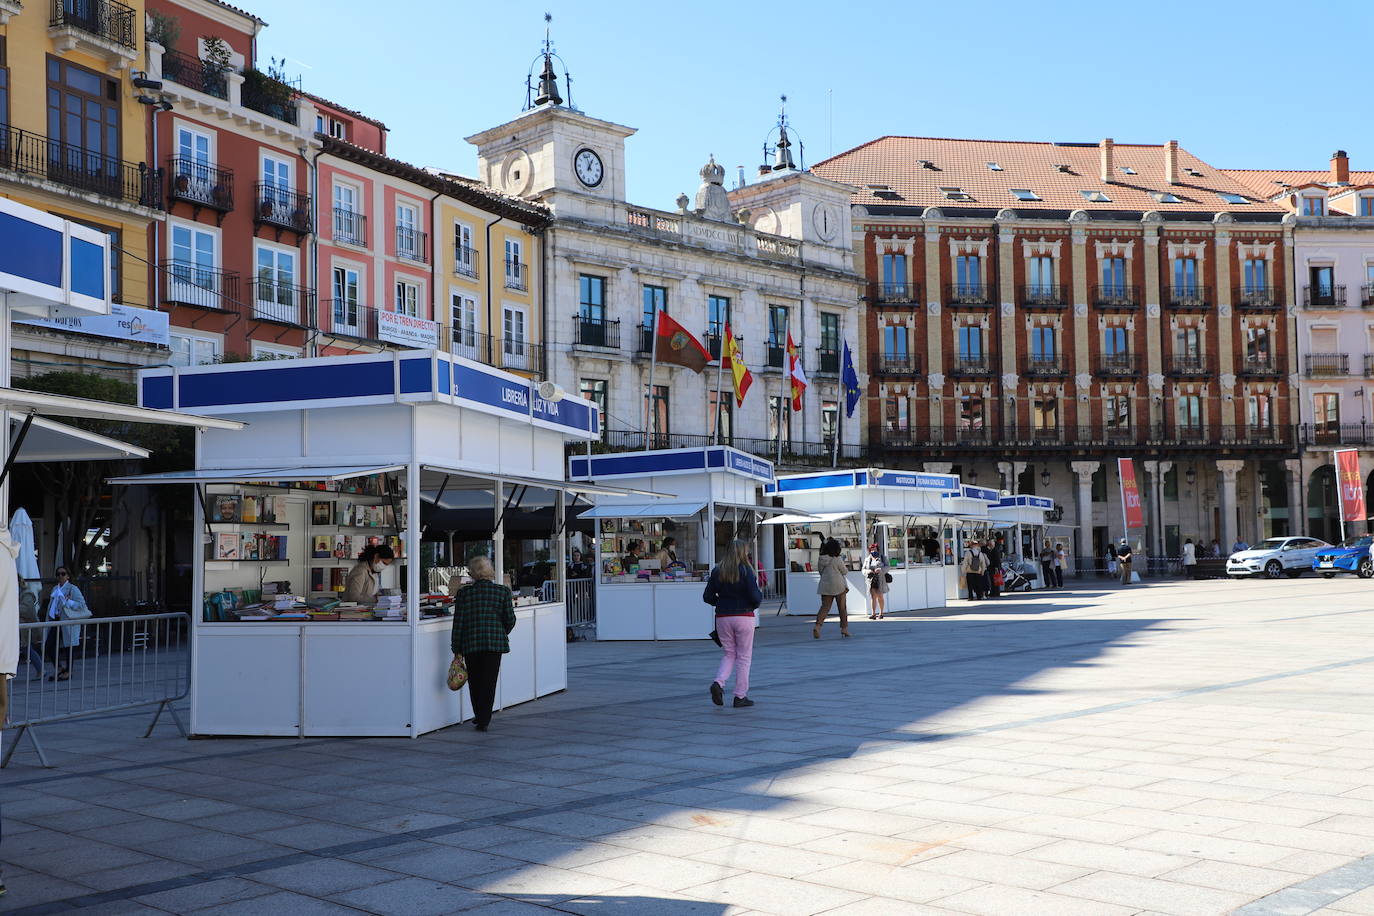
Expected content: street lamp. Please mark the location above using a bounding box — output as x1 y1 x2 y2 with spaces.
968 467 978 484
1040 468 1051 488
1185 465 1196 486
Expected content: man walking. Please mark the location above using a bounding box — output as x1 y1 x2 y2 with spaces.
1118 538 1134 585
961 540 987 601
985 538 1002 598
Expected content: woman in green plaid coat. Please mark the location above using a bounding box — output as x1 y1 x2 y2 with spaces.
451 556 516 731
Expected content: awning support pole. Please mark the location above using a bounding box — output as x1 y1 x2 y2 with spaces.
0 409 35 490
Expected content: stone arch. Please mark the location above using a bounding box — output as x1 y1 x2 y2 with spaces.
1307 465 1340 545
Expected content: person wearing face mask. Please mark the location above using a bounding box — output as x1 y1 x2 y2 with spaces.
342 545 395 604
863 543 889 619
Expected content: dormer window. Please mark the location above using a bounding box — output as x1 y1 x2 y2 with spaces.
939 186 971 201
1217 192 1248 205
1151 191 1181 204
1359 195 1374 217
1301 195 1326 216
917 159 938 170
1185 167 1203 178
1080 190 1111 203
1010 189 1041 201
1053 164 1072 173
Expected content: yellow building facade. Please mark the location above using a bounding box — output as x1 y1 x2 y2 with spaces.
0 0 165 375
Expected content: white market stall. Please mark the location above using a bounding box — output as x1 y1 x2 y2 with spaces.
112 350 626 737
766 468 962 615
992 494 1055 586
567 446 778 641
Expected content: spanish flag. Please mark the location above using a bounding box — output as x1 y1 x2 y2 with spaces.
723 322 753 407
786 331 807 411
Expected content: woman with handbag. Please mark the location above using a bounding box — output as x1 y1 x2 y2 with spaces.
450 556 515 731
863 543 889 619
42 567 89 681
812 538 851 638
703 539 762 708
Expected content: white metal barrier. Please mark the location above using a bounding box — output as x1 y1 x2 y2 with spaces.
6 613 191 768
561 577 595 631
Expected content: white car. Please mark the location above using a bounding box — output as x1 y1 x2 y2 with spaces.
1226 536 1331 579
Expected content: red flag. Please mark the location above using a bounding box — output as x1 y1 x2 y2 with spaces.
653 311 711 373
1118 458 1145 530
1336 448 1366 523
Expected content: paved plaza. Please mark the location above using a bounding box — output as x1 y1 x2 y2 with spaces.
6 577 1374 914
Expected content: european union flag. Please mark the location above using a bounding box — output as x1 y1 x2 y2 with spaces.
842 340 861 418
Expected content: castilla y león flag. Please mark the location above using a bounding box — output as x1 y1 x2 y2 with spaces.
653 311 711 373
1336 448 1367 523
1118 458 1145 530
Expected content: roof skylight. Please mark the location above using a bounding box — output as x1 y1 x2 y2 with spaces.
986 162 1003 171
1151 191 1181 203
1119 166 1137 175
1010 189 1041 201
1217 192 1248 204
1080 190 1112 202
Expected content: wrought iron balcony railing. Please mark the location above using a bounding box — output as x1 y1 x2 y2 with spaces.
1305 353 1350 376
168 158 233 212
1168 354 1211 376
449 329 493 365
505 259 528 291
1363 285 1374 308
1023 356 1066 376
254 183 311 234
1165 285 1211 310
815 347 840 375
454 245 478 279
495 337 545 378
873 282 920 304
160 262 238 311
950 356 993 376
332 208 366 246
160 49 228 99
574 315 620 349
945 283 993 306
1235 286 1282 310
1093 284 1139 309
247 278 313 327
1303 285 1347 309
635 323 654 357
1238 355 1281 377
1095 353 1140 376
0 126 160 208
240 77 298 125
1302 423 1374 447
50 0 136 50
320 300 380 342
875 352 919 375
882 424 1295 451
1019 284 1067 308
395 226 429 264
1365 353 1374 377
765 344 785 370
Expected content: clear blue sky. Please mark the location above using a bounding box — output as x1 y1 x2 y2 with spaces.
257 0 1372 207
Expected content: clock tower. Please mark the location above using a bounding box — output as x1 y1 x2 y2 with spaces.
464 38 635 223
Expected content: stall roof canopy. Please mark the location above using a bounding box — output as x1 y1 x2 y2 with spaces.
767 469 960 495
568 446 774 484
577 500 708 520
17 416 149 462
0 387 244 430
761 511 855 526
107 464 404 486
421 465 667 499
712 501 805 516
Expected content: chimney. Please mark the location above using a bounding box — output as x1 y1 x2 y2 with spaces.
1099 138 1114 184
1331 150 1350 183
1164 140 1179 185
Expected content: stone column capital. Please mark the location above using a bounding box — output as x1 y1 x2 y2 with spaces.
1070 460 1100 481
1216 459 1245 481
924 462 954 475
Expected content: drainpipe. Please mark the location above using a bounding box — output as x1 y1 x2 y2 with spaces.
300 143 321 356
484 214 504 362
149 105 163 322
539 218 550 381
428 189 442 349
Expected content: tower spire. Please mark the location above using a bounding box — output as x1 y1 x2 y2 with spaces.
532 13 562 107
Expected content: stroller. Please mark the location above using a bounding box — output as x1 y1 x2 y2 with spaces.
999 562 1034 593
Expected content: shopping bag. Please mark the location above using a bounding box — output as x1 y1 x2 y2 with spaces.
1130 571 1141 584
446 655 469 691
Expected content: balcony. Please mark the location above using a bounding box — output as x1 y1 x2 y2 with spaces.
160 262 238 312
1093 284 1139 309
1302 423 1374 447
0 126 161 209
496 338 545 378
705 332 722 361
875 352 919 375
574 314 620 350
395 226 429 264
765 344 785 370
1168 354 1211 377
160 49 228 100
247 278 313 327
1165 285 1211 311
254 183 311 235
1238 355 1281 377
321 301 380 342
449 329 493 365
1026 425 1063 444
1364 285 1374 308
1019 284 1067 309
1095 353 1140 377
635 323 654 357
1305 353 1350 376
1366 353 1374 377
873 282 920 304
167 158 233 216
956 425 992 445
240 76 298 126
1235 286 1282 310
1174 424 1209 444
598 428 865 466
814 348 840 375
331 208 367 247
48 0 136 62
949 356 993 377
944 283 993 308
454 245 479 279
1023 356 1066 377
504 260 528 292
1303 285 1346 309
882 424 1293 452
1102 424 1138 445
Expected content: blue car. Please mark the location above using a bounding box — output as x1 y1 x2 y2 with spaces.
1315 536 1374 579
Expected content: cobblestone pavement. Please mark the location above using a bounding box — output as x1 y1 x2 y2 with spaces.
5 576 1374 915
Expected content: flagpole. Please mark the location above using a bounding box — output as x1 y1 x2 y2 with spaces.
644 309 659 450
1336 449 1346 544
777 378 786 464
712 328 726 445
832 395 840 468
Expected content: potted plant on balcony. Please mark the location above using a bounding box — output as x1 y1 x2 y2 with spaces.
212 183 231 209
241 57 294 122
146 11 180 51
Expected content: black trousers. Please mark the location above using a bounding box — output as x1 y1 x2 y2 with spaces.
965 573 985 600
465 651 503 727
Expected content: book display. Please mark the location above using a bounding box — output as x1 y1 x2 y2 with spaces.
596 517 704 583
784 516 862 573
202 474 410 622
883 522 946 569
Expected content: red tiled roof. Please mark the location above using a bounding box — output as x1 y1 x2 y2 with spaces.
811 136 1284 214
1223 169 1374 201
301 91 387 130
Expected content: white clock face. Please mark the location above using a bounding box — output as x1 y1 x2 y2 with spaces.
574 148 604 188
813 203 840 242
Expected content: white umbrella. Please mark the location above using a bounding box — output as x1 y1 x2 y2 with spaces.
9 508 41 586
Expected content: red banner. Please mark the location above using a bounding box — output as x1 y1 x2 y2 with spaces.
1336 449 1366 523
1118 458 1145 530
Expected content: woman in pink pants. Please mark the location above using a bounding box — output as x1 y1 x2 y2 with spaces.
703 539 763 708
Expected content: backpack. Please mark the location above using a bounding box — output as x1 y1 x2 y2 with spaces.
967 551 985 575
